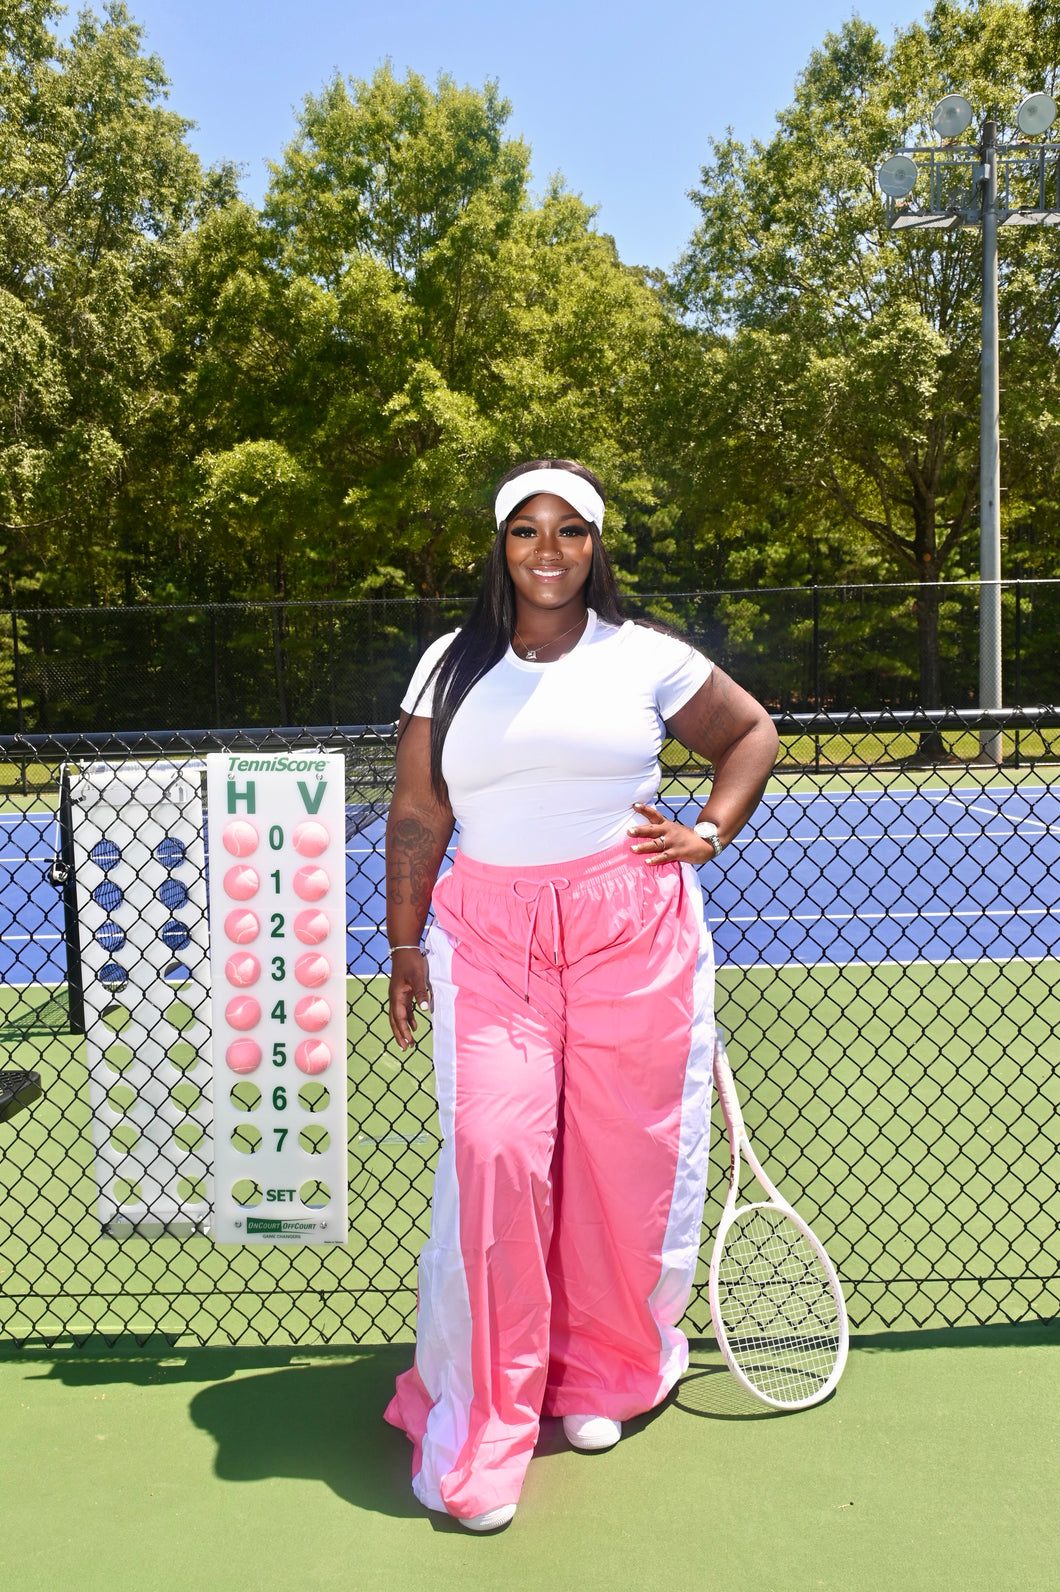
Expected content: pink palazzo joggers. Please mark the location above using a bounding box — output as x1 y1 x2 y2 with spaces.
384 841 716 1521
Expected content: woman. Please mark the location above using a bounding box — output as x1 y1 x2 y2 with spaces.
384 459 778 1531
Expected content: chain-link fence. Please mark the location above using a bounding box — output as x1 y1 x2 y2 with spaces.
2 709 1059 1348
4 580 1060 732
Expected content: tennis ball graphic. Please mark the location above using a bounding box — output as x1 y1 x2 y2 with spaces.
295 952 330 987
222 820 259 857
295 1039 331 1075
224 865 259 901
294 995 330 1031
225 995 261 1031
293 865 329 901
293 909 329 945
225 909 260 944
226 1039 262 1074
292 820 329 857
226 952 261 987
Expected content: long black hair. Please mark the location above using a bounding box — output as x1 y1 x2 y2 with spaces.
408 459 626 798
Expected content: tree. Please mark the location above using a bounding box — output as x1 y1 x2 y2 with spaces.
177 66 671 604
0 1 223 609
673 0 1060 709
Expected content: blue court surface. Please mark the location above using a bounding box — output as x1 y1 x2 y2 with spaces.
3 785 1059 990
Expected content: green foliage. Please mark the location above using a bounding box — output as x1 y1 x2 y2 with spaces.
670 0 1060 702
0 0 226 605
174 64 670 601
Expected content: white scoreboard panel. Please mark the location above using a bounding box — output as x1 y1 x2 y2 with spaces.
206 752 348 1245
68 761 212 1239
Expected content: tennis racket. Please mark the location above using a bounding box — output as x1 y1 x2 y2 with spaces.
708 1039 849 1411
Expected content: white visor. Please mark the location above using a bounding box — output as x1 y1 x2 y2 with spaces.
494 469 605 532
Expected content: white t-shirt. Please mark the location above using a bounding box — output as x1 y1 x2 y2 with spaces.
400 609 712 866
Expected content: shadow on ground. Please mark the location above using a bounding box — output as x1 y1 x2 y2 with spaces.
6 1318 1057 1520
11 1336 673 1521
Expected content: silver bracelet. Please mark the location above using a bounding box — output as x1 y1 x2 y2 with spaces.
388 944 424 955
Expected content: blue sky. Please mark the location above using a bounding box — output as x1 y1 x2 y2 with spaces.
114 0 923 271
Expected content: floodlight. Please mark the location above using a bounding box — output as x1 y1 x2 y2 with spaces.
933 94 974 138
1015 92 1057 134
878 155 918 199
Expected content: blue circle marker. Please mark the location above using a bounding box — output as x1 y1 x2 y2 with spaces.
96 921 126 952
155 837 186 870
160 919 191 950
90 840 121 871
158 878 188 909
92 881 123 912
98 961 128 989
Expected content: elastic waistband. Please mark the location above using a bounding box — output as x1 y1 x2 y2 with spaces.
450 839 665 890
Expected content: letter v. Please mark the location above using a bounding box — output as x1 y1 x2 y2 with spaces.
298 780 326 814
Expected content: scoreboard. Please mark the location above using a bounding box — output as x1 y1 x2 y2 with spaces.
206 752 349 1245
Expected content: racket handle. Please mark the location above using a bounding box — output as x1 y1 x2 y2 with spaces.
712 1038 746 1141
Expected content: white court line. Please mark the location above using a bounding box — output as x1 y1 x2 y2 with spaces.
715 951 1060 971
759 784 1057 804
735 827 1057 846
722 905 1059 926
1 931 63 943
940 794 1060 838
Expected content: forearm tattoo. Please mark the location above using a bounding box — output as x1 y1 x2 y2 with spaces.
386 814 448 921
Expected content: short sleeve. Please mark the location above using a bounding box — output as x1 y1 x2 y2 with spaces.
641 629 713 720
400 631 459 718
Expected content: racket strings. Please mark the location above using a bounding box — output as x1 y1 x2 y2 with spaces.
715 1205 842 1405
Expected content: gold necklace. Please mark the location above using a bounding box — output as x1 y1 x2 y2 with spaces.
512 612 587 660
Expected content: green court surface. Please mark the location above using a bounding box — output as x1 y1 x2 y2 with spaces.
2 1323 1058 1592
3 955 1060 1343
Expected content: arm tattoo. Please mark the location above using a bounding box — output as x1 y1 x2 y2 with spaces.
386 815 448 917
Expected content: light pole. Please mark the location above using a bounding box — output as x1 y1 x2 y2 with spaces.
879 92 1060 763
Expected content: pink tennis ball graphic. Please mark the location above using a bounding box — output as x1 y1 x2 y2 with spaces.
295 1038 331 1075
222 819 259 857
293 909 330 945
226 951 261 987
293 865 329 901
224 908 260 944
295 952 330 987
294 995 330 1031
225 995 261 1031
226 1039 262 1074
292 820 330 858
224 865 259 901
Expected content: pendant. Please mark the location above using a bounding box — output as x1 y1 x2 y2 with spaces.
525 648 537 659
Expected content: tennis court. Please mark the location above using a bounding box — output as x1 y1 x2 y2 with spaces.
6 779 1059 978
4 1324 1059 1592
2 720 1059 1347
2 718 1059 1589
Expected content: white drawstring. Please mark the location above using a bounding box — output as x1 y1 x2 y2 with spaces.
512 876 571 1001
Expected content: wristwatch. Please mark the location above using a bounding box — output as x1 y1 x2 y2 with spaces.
693 820 724 858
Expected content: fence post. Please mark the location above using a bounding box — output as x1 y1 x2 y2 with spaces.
1014 569 1022 767
10 610 28 794
210 609 221 730
813 583 821 775
58 769 86 1035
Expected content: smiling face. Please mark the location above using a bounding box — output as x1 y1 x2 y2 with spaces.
504 492 594 625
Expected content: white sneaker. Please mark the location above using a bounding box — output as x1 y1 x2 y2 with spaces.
562 1414 622 1451
460 1504 517 1532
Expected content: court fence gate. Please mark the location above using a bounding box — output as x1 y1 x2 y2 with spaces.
1 707 1059 1349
